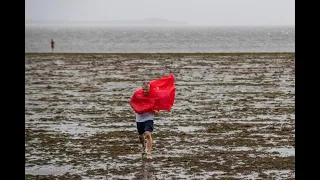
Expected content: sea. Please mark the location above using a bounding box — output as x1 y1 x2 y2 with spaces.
25 25 295 53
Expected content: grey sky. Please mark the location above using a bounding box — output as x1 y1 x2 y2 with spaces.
25 0 295 26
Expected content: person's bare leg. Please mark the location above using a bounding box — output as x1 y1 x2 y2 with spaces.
144 131 152 153
139 134 146 149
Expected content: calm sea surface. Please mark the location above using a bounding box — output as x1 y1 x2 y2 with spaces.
25 25 295 53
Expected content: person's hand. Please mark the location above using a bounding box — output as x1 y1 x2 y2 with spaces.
154 110 159 115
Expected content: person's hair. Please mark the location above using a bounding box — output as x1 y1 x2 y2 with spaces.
142 81 149 88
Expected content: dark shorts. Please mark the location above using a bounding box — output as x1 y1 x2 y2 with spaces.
136 120 154 135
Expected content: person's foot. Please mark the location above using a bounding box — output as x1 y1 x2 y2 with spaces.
146 152 152 159
141 146 147 154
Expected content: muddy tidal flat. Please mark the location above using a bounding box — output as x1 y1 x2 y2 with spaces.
25 53 295 179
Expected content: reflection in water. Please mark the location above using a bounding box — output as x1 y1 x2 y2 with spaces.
134 156 156 180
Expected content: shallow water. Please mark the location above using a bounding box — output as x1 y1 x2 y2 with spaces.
25 26 295 53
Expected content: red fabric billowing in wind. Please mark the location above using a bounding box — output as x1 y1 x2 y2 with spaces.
130 74 176 114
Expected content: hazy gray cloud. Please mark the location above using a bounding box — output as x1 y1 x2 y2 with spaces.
25 0 295 26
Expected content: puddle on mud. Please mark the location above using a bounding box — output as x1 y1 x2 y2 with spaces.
176 126 205 132
264 147 295 157
25 165 79 176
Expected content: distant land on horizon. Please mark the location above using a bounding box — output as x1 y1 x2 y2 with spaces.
25 18 188 26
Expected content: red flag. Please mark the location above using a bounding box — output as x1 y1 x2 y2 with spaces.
130 74 176 114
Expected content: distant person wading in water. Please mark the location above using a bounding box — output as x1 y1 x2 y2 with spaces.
51 39 55 53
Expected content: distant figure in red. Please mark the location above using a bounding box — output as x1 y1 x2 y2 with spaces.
51 39 55 53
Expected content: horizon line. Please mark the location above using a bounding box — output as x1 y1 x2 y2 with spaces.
25 19 294 26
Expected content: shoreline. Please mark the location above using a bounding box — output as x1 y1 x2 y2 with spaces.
25 52 295 55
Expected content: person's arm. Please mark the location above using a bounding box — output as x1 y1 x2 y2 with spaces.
153 110 159 115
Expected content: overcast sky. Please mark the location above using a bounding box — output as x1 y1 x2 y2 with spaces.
25 0 295 26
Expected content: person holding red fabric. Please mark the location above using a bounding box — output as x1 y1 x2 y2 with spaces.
130 74 176 159
135 82 158 159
